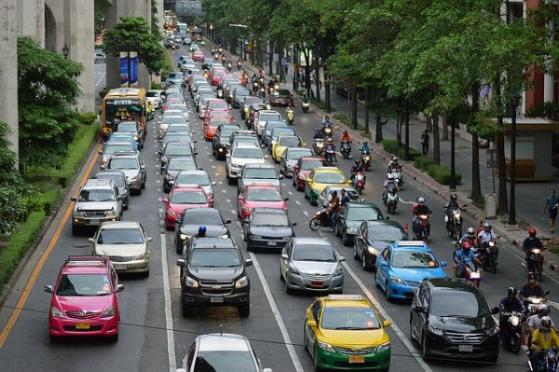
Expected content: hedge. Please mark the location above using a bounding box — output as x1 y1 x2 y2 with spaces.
427 164 462 185
55 123 98 187
414 155 434 171
381 139 421 160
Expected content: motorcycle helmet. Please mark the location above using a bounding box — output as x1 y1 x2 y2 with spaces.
417 196 425 204
462 241 472 252
507 287 516 297
450 194 457 201
528 271 537 283
484 222 492 231
467 226 475 237
541 317 552 331
528 226 537 237
198 225 207 235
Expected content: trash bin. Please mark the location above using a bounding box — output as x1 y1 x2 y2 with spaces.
485 193 497 220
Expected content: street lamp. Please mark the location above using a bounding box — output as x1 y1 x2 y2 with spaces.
508 91 522 225
62 43 70 59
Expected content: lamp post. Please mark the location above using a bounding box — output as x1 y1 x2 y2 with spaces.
62 43 70 59
508 92 522 225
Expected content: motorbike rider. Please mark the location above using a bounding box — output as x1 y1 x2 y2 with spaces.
454 240 477 277
523 227 545 272
359 140 370 154
328 191 340 227
520 272 546 303
341 130 352 150
383 174 398 204
499 287 524 340
412 197 432 236
460 226 477 247
301 92 310 103
445 194 461 230
388 156 401 171
340 189 350 207
325 138 336 163
530 317 559 371
321 115 332 127
351 160 366 189
478 222 497 247
196 225 207 238
313 127 324 140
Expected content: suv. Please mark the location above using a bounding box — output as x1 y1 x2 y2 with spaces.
226 143 266 184
176 238 252 317
94 170 130 210
255 110 282 137
105 152 146 194
43 256 124 342
237 163 281 193
71 179 122 235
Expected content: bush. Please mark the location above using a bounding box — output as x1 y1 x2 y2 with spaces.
427 164 462 185
151 82 162 90
76 112 98 126
414 156 434 171
382 139 399 154
55 123 98 187
0 210 46 289
381 139 421 161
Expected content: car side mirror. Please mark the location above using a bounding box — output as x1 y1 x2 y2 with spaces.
176 259 186 267
280 253 288 260
383 319 392 328
338 256 346 262
440 260 448 267
116 284 125 293
71 197 77 202
88 237 95 243
306 319 317 328
291 222 297 227
146 237 153 243
245 259 253 267
100 164 106 170
43 285 53 293
194 151 199 155
225 219 232 224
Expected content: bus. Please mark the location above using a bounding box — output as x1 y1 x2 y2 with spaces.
101 88 147 140
177 22 188 36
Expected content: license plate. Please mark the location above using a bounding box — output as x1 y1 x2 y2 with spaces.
114 264 126 270
75 322 90 330
311 281 323 287
348 355 365 364
267 241 277 246
210 296 224 303
458 345 473 352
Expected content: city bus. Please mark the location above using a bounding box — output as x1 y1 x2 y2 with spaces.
101 88 147 140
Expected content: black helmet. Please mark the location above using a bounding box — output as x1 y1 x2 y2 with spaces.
450 194 457 201
198 225 207 235
507 287 516 297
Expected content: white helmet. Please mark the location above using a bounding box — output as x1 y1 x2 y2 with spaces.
417 196 425 204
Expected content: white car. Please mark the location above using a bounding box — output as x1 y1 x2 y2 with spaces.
255 110 283 137
146 90 164 109
226 143 267 184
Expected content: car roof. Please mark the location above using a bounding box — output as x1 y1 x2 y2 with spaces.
293 237 331 246
286 147 311 153
176 170 208 176
244 183 279 191
100 221 141 230
61 256 110 275
171 186 205 192
83 179 114 189
233 142 260 149
252 207 288 216
95 170 126 177
427 278 477 291
259 110 280 115
192 237 235 249
197 333 251 352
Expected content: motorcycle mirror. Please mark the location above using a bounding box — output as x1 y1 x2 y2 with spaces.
491 306 500 315
462 204 467 208
545 291 551 296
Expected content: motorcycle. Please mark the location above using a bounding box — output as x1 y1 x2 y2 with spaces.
259 87 266 98
218 47 223 54
384 189 399 214
341 141 352 159
322 125 333 138
309 209 334 231
464 262 481 288
527 247 545 282
388 166 403 186
286 108 294 125
444 206 464 241
227 62 233 71
325 146 336 166
529 348 559 372
413 214 431 240
360 151 372 171
313 138 325 156
302 100 310 113
477 240 499 274
500 311 523 354
525 292 550 317
237 60 242 70
216 87 224 99
213 53 219 61
252 82 259 95
354 172 365 194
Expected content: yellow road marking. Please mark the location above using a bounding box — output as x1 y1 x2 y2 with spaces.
0 144 100 348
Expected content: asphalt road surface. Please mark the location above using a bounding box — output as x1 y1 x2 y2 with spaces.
0 43 555 372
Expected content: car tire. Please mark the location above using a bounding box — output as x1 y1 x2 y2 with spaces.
362 252 369 271
143 269 150 278
49 335 59 343
181 299 194 318
374 270 381 289
227 175 235 185
137 187 142 195
72 225 80 236
284 275 292 294
141 181 145 190
313 346 323 372
238 304 250 318
342 232 350 246
109 334 119 343
353 245 359 260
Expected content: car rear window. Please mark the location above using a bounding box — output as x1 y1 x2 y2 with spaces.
233 148 263 159
244 168 276 179
78 189 116 202
176 173 210 186
98 228 144 244
287 149 312 160
246 188 281 202
170 190 207 204
194 350 257 372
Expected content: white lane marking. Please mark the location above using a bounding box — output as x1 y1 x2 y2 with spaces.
249 252 305 372
160 234 177 372
221 189 227 194
302 210 310 217
287 191 293 195
295 200 301 206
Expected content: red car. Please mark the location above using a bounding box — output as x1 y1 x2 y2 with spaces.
237 184 288 220
210 69 225 86
204 113 232 140
192 50 205 62
44 256 123 342
163 186 210 229
293 157 325 191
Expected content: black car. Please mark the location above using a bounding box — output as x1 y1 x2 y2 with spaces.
240 96 263 119
410 278 499 362
174 208 231 253
232 86 251 109
212 124 241 159
244 208 296 251
335 202 384 246
176 237 252 317
353 220 408 271
270 89 294 107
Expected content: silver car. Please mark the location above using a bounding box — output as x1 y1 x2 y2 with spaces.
159 114 186 138
99 141 136 168
279 147 313 178
255 110 283 137
226 143 267 184
237 163 281 193
90 221 151 276
105 152 146 194
280 237 345 293
163 156 198 192
174 170 216 201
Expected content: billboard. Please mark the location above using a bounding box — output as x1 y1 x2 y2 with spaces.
120 51 138 87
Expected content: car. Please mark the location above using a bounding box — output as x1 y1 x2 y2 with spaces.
268 127 296 152
176 237 252 317
229 130 259 149
115 121 144 148
272 135 303 163
280 147 313 177
177 333 273 372
194 92 214 111
293 157 324 191
318 186 360 208
354 220 408 271
270 88 293 106
94 170 130 210
44 256 124 342
158 114 186 138
280 237 345 293
192 50 205 62
146 89 164 109
410 278 499 362
163 186 209 229
105 152 146 194
159 141 196 171
107 132 137 148
174 170 216 205
90 221 151 276
244 208 295 251
162 132 193 147
246 102 270 127
375 241 447 301
71 179 122 235
304 167 352 206
255 110 283 137
98 141 137 170
240 96 263 119
232 86 251 109
164 105 190 121
198 97 218 118
237 163 281 194
238 184 288 221
163 156 199 193
210 69 225 86
335 202 384 246
203 113 232 141
226 143 267 184
180 60 196 72
262 120 288 148
224 82 242 103
174 208 231 254
304 295 392 371
212 124 241 159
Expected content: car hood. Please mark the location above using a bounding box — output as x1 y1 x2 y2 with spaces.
231 158 266 167
390 267 446 282
242 178 280 188
319 328 389 347
430 314 494 333
55 294 114 313
249 225 293 238
95 244 147 257
76 202 116 211
343 220 362 231
180 224 228 237
119 169 140 179
292 260 339 275
245 200 286 210
188 266 244 281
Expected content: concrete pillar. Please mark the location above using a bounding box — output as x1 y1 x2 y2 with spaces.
45 0 65 53
17 0 45 47
0 0 19 157
544 72 554 103
68 0 95 112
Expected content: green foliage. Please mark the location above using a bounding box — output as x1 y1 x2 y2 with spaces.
104 17 166 74
94 0 107 35
414 156 434 171
526 101 559 120
427 165 462 186
55 123 98 188
381 139 421 160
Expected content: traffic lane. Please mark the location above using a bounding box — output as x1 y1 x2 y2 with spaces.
0 118 170 371
164 99 303 371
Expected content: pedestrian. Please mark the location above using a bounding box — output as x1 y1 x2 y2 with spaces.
421 129 430 155
284 61 289 76
543 189 559 233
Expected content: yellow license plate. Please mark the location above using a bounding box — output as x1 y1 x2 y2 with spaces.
348 355 365 364
75 322 90 330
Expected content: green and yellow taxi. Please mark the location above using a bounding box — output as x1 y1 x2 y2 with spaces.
272 135 303 163
304 167 352 206
304 295 391 371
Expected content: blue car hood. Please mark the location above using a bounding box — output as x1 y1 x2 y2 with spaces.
390 266 446 282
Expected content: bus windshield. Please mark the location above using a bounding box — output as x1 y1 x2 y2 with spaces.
104 99 143 126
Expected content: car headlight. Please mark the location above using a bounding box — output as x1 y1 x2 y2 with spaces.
388 275 405 285
486 326 499 336
106 209 117 217
289 265 300 275
185 276 199 288
133 253 147 261
101 305 115 318
428 323 444 336
317 340 335 352
218 147 224 153
250 235 262 240
130 175 139 182
180 233 189 241
377 342 391 353
367 246 379 255
235 276 248 288
50 306 64 318
346 227 357 234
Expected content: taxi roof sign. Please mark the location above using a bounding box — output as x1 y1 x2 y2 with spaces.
396 241 426 247
326 294 364 301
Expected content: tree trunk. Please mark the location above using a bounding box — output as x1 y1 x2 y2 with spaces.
324 65 331 112
470 83 482 202
351 83 358 129
494 80 508 215
302 49 311 97
277 42 284 82
364 87 370 135
314 44 321 102
432 112 440 165
442 114 449 141
396 102 402 146
404 100 410 160
268 40 274 76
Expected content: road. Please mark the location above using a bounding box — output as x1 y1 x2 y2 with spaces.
0 42 553 372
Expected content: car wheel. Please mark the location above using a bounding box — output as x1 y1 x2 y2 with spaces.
72 225 80 236
238 304 250 318
362 252 369 271
181 298 194 318
284 274 292 294
313 346 323 372
137 187 142 195
227 175 235 185
143 269 150 278
176 243 182 254
342 232 350 246
385 280 392 300
353 245 359 260
108 334 119 343
375 270 381 289
141 181 146 190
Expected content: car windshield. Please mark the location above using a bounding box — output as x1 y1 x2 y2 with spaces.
109 134 134 142
244 97 262 106
430 290 490 318
98 228 144 244
193 350 257 372
293 244 337 262
56 274 112 296
189 248 241 268
170 190 207 204
103 143 134 155
176 173 210 186
109 158 138 169
79 189 116 202
97 175 125 188
278 137 300 147
233 148 263 159
166 145 193 157
209 101 228 110
347 206 381 221
162 116 185 124
164 135 191 144
168 158 196 171
314 172 345 184
244 168 276 179
271 128 295 138
368 225 407 242
321 307 381 330
392 250 439 268
220 126 240 137
287 149 312 160
183 211 221 226
265 122 287 134
276 89 291 96
301 159 323 170
116 123 137 132
259 113 281 123
246 188 281 202
252 212 289 226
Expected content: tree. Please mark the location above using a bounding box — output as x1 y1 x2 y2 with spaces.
17 37 83 171
104 17 166 74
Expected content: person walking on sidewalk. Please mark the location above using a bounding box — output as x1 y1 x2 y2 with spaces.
543 189 559 233
421 130 430 155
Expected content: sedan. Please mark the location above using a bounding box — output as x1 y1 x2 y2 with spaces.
174 208 231 253
280 238 345 293
272 135 303 163
238 184 288 221
280 147 313 178
270 88 293 107
159 141 196 171
162 156 198 193
192 50 205 62
174 170 216 206
262 120 288 148
244 208 295 251
335 202 384 246
353 220 408 271
232 86 251 108
163 186 209 229
212 124 241 159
